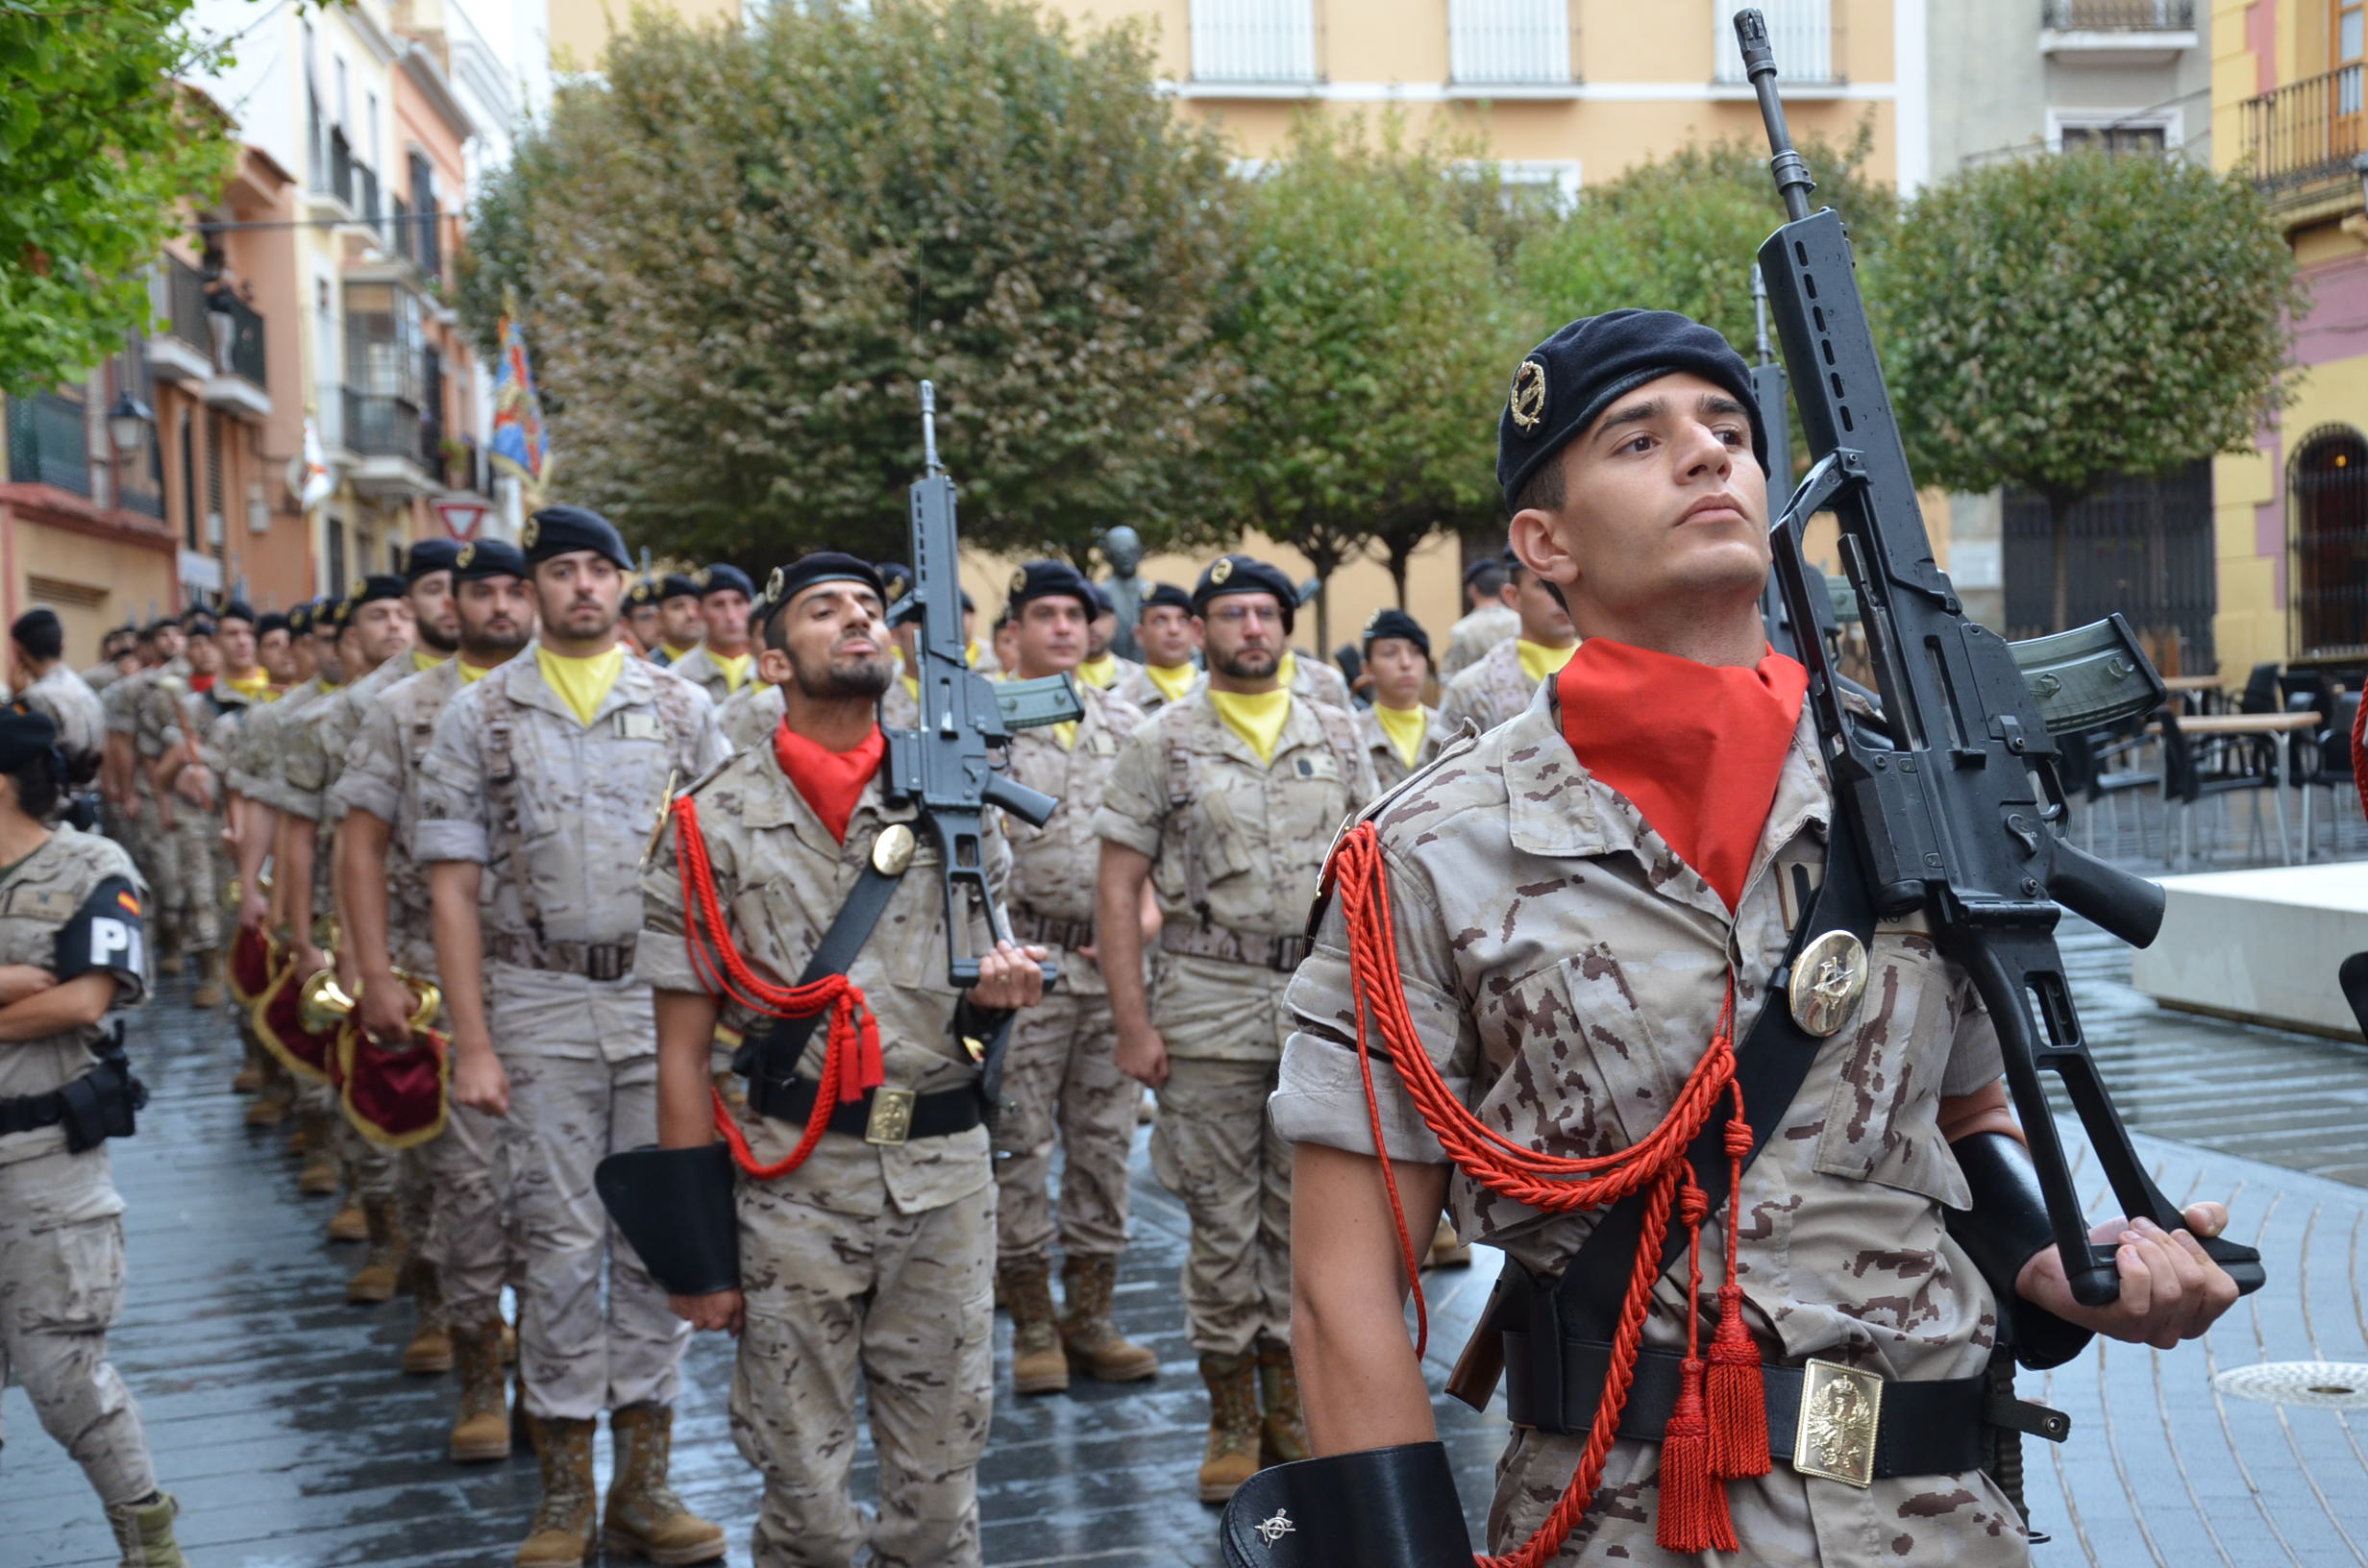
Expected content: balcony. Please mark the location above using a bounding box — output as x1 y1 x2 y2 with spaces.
148 257 214 386
308 116 356 224
1448 0 1576 94
2039 0 2197 66
1714 0 1832 86
2241 65 2366 224
5 393 91 497
201 294 270 419
338 385 436 499
1187 0 1318 95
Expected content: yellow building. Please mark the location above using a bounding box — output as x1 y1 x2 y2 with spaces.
2210 0 2368 676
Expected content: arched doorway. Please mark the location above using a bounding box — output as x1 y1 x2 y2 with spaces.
2290 425 2368 657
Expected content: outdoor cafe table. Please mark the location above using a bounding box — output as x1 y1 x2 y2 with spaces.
2161 674 2225 714
2153 709 2324 865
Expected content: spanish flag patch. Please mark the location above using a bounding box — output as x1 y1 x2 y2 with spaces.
116 891 140 916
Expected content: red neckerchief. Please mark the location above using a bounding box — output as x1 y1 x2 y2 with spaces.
188 673 217 694
770 719 885 844
1556 637 1808 912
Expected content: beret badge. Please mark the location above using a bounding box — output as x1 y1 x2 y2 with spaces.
1009 567 1028 596
350 578 366 600
765 566 785 602
1509 358 1547 433
521 518 539 550
1210 557 1234 585
456 544 476 570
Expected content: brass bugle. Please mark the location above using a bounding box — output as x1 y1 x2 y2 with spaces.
301 966 442 1036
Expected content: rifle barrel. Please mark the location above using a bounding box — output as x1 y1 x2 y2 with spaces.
920 380 941 477
1734 10 1815 223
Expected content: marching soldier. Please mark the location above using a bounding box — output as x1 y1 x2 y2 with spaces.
639 551 1044 1568
11 609 107 786
664 565 758 704
1090 552 1376 1502
256 610 298 691
1353 608 1443 790
99 620 181 967
624 579 663 658
333 538 536 1459
1111 581 1199 715
1435 547 1578 738
0 707 186 1564
1436 555 1517 681
986 561 1159 1397
416 504 727 1568
137 614 224 1010
80 625 139 694
652 573 705 668
169 602 266 1017
1276 312 2242 1566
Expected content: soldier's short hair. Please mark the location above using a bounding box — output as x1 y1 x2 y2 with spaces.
11 608 62 663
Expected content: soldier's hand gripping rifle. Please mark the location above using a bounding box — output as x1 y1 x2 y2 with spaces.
882 381 1082 1102
1734 9 2262 1310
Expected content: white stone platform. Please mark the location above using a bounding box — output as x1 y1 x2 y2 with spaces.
2130 861 2368 1039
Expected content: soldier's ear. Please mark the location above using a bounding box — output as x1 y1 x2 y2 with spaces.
757 646 794 688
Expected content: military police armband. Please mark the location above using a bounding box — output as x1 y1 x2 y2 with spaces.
57 875 146 983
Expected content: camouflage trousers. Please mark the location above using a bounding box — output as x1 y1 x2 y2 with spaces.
1146 1055 1292 1357
733 1176 994 1568
0 1144 156 1507
418 1099 516 1330
1492 1427 2033 1567
500 1051 686 1422
162 803 221 954
990 971 1134 1266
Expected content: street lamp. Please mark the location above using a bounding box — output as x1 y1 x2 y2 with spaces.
106 392 153 459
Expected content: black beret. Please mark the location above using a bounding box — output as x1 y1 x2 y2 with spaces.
522 505 632 570
877 561 913 603
657 573 702 602
755 552 884 625
1497 309 1767 513
627 579 655 607
0 706 59 772
1361 607 1431 657
346 574 408 611
216 599 257 625
1192 554 1296 635
959 589 976 614
1462 556 1506 587
454 539 528 582
1004 559 1097 617
285 602 313 635
1140 582 1193 616
185 615 218 639
698 564 755 600
11 607 60 643
405 537 464 582
320 598 350 632
257 612 289 638
147 616 181 634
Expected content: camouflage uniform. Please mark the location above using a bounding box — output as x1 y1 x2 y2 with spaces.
1111 662 1196 717
0 829 154 1509
1274 687 2024 1566
663 644 750 709
1437 600 1519 682
637 737 1005 1568
1437 632 1554 740
132 674 218 963
1091 690 1375 1354
1285 649 1351 709
994 681 1145 1270
101 673 172 926
413 649 726 1423
718 681 784 754
18 665 107 781
1357 702 1444 792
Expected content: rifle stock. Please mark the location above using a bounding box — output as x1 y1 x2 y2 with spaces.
1737 8 2261 1307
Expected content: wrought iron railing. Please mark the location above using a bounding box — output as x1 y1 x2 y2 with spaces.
5 393 91 496
160 256 210 352
214 294 266 388
2240 64 2366 190
341 386 423 462
2040 0 2195 29
2002 462 2215 661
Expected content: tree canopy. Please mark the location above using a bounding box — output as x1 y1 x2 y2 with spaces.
0 0 239 394
461 0 1239 566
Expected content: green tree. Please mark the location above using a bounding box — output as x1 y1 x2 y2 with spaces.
459 0 1238 566
1214 114 1517 649
1879 151 2301 631
0 1 241 393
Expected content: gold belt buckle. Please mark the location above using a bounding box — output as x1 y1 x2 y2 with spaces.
1792 1358 1883 1488
864 1087 917 1146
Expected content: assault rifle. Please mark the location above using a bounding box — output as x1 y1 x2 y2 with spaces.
883 382 1078 1051
1735 10 2262 1307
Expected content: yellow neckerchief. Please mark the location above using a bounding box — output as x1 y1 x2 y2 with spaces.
660 641 698 663
1076 652 1119 689
1373 702 1427 771
1050 720 1078 751
1517 637 1578 687
966 640 983 668
536 644 626 726
1277 648 1299 689
411 649 441 673
901 674 919 701
712 649 752 694
224 667 272 701
1208 684 1291 765
1146 660 1197 703
458 660 492 684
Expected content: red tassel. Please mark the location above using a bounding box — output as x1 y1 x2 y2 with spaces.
1706 1284 1771 1479
1656 1357 1739 1554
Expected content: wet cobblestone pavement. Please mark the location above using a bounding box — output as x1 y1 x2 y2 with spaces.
7 870 2368 1565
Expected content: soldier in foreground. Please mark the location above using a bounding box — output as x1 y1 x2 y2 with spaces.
1436 547 1578 738
1091 554 1374 1502
417 505 727 1568
640 551 1044 1568
1111 581 1198 715
0 707 183 1564
987 561 1159 1396
1275 312 2242 1566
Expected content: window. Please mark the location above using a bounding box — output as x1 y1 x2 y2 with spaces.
2292 427 2368 656
1190 0 1318 84
1714 0 1831 84
1449 0 1570 86
2060 124 2166 154
2049 108 2182 153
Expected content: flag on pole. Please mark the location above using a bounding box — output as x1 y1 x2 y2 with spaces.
489 306 550 502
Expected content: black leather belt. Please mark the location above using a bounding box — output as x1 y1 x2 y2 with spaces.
1159 920 1311 972
1007 907 1094 952
0 1087 69 1136
746 1073 984 1146
1501 1335 2039 1482
489 932 637 980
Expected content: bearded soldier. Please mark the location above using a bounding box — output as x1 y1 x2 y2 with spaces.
1436 548 1579 739
640 552 1045 1568
417 505 728 1568
987 561 1159 1396
1091 553 1376 1502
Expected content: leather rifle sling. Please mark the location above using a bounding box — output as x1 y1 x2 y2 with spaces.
733 854 910 1083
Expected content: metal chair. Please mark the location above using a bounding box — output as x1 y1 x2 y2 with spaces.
2158 707 2282 867
2062 723 2164 864
2301 690 2362 859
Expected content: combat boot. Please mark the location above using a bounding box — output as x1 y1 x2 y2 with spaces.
347 1193 407 1304
324 1199 367 1242
1059 1255 1157 1383
232 1037 265 1094
105 1491 186 1567
516 1414 597 1566
242 1090 285 1128
999 1259 1070 1395
448 1320 513 1462
603 1403 727 1565
1255 1336 1310 1467
189 948 224 1010
1196 1352 1261 1503
295 1112 339 1194
403 1258 453 1374
157 926 183 978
